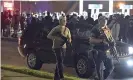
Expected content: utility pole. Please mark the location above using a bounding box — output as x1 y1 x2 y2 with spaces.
20 1 21 14
79 0 83 15
109 0 113 15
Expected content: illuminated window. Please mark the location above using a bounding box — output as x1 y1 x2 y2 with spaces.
7 7 13 10
4 2 13 8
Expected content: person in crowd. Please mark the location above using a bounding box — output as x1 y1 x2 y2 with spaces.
45 12 53 30
90 16 114 80
118 14 127 42
8 10 12 19
53 14 59 28
20 14 26 31
107 15 113 25
123 15 130 43
127 15 133 45
67 14 78 35
35 14 39 22
108 14 120 41
69 14 79 25
3 11 12 37
47 15 72 80
22 17 40 44
12 10 20 38
26 13 32 26
66 15 70 22
94 13 103 26
79 16 86 24
86 12 94 25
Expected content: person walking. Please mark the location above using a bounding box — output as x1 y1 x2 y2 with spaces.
47 15 72 80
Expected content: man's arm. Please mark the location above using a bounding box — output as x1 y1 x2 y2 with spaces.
89 28 103 44
47 27 57 40
89 37 103 44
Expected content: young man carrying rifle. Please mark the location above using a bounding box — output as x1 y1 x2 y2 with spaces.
47 15 72 80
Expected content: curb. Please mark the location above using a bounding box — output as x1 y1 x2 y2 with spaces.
1 65 80 80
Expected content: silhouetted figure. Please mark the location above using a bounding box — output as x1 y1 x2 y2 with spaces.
127 16 133 45
45 12 53 30
20 14 26 31
86 12 94 25
94 13 103 26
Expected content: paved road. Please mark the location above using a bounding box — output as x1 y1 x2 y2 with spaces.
1 39 78 77
1 39 133 80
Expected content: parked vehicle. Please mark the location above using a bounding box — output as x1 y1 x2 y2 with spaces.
18 25 133 78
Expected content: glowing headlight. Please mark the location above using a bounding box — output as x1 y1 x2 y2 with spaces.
127 60 133 67
128 47 133 54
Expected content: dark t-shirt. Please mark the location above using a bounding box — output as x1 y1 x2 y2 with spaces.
86 17 94 25
90 26 107 50
90 25 102 38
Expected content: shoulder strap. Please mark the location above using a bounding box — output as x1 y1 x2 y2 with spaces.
63 27 67 34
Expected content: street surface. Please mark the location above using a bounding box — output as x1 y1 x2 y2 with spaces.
1 38 133 80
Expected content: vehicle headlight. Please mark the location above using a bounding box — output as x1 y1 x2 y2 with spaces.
128 47 133 54
127 60 133 67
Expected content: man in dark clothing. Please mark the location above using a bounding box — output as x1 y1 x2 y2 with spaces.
119 14 127 42
94 13 103 26
127 16 133 45
22 17 41 45
12 10 20 38
26 14 32 26
3 11 12 37
86 12 94 25
45 12 53 30
20 14 26 31
124 15 130 43
53 15 59 28
90 16 114 80
107 15 113 25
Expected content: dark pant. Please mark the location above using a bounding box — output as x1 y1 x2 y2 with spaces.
93 50 114 80
53 48 66 80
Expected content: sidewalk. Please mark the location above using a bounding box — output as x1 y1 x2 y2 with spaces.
1 69 51 80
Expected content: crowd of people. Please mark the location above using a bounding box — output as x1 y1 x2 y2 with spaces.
1 10 133 45
1 9 133 80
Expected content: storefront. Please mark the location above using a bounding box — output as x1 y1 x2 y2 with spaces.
2 1 14 14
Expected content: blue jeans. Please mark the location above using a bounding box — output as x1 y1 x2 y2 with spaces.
92 50 114 80
53 48 66 80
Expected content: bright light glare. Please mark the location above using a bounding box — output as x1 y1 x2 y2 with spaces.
4 2 13 8
119 3 125 9
127 60 133 67
128 47 133 54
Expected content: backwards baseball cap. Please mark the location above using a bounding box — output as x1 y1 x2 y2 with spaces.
59 15 66 22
